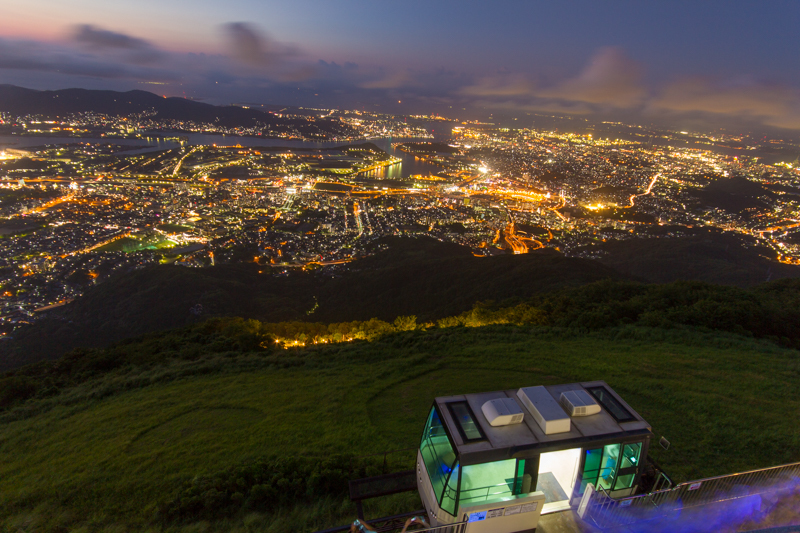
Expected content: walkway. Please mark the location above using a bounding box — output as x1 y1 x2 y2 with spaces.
541 482 800 533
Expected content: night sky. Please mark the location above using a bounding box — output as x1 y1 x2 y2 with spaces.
2 0 799 131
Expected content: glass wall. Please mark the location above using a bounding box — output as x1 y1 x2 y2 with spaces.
459 458 519 506
440 462 460 515
419 407 458 514
580 448 603 494
579 441 642 494
613 442 642 490
597 443 620 490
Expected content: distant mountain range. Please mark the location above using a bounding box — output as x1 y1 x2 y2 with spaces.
0 85 352 136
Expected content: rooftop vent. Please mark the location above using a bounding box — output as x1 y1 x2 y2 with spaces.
517 386 570 434
560 390 601 417
481 398 525 427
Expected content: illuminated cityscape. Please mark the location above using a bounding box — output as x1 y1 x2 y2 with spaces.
2 108 799 334
2 2 800 532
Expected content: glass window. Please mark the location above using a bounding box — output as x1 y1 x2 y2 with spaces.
585 386 635 422
621 442 641 469
613 442 642 490
580 448 602 494
447 401 485 442
440 462 460 515
613 471 636 490
580 442 642 494
460 459 517 506
597 443 620 490
420 407 458 513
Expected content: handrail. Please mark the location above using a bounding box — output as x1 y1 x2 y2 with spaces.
652 471 673 492
458 482 515 506
401 520 469 533
313 515 469 533
670 462 797 488
460 481 515 495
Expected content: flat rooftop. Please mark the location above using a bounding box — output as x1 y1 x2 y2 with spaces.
434 380 652 465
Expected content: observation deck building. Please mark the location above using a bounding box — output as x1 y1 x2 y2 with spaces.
416 381 652 531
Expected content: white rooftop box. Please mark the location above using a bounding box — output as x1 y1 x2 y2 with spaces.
560 390 601 417
517 386 571 434
481 398 525 427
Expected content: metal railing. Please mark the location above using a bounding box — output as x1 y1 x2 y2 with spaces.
458 482 515 507
650 471 673 493
585 461 800 529
403 521 468 533
313 510 426 533
313 514 468 533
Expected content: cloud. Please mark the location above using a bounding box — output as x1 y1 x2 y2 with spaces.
0 38 174 80
72 25 163 64
223 23 297 67
459 75 535 98
2 28 800 133
73 25 151 51
651 78 800 130
359 70 412 90
536 47 646 107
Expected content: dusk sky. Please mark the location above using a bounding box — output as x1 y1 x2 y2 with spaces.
2 0 799 131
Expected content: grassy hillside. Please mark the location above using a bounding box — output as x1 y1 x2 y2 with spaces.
1 318 798 532
0 237 627 370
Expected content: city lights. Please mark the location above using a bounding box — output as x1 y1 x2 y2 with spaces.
1 109 799 333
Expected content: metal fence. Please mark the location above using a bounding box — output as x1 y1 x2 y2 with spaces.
392 521 468 533
585 461 800 529
314 514 468 533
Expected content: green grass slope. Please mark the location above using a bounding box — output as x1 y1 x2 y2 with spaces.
1 322 798 532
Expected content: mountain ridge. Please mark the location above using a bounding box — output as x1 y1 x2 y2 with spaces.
0 237 628 370
0 85 353 136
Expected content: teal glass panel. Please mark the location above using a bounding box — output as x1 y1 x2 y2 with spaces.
621 442 641 469
579 448 602 494
613 471 636 490
598 444 620 490
440 462 460 516
460 459 517 506
420 407 457 505
513 459 526 494
613 442 642 490
584 448 602 473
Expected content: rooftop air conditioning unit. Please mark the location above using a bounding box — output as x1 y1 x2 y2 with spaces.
560 390 601 417
481 398 525 427
518 386 571 434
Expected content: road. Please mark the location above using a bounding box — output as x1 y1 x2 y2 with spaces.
503 217 544 254
626 172 662 208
